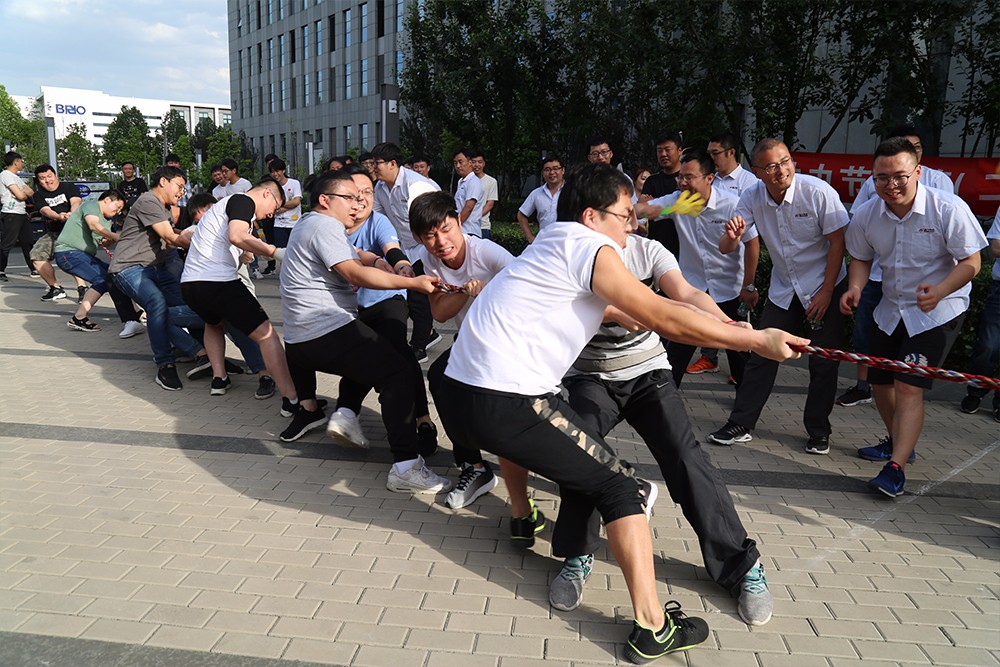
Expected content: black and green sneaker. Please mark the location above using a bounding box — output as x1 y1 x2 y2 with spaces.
624 601 709 664
509 499 546 549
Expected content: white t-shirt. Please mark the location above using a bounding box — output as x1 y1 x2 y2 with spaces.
445 221 622 395
225 178 252 195
737 174 849 310
455 172 485 236
478 173 498 230
413 235 514 329
212 184 227 200
518 183 562 231
846 183 986 336
0 170 27 215
181 194 257 283
274 178 302 228
279 211 360 344
373 167 441 254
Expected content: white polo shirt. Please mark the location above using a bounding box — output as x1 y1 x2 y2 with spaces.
518 183 563 231
736 174 849 310
373 167 441 255
649 188 756 302
713 164 758 198
846 183 986 336
455 172 485 237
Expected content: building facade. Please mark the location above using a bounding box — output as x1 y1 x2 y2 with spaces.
25 86 231 148
227 0 408 177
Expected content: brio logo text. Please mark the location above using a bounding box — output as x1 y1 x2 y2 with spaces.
54 104 86 115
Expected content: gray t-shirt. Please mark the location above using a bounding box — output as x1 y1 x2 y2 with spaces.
1 170 27 215
279 211 360 344
108 192 171 272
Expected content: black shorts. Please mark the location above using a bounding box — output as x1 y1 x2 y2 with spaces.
181 279 268 336
868 314 965 389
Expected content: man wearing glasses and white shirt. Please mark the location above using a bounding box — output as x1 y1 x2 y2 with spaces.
708 139 849 456
708 133 758 197
517 156 564 243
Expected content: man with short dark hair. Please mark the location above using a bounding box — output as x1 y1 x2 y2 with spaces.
210 165 227 200
268 158 303 252
164 153 191 208
31 164 86 302
410 155 431 178
452 148 485 237
641 132 684 258
517 157 564 243
221 159 251 195
468 150 498 241
118 162 147 212
708 133 757 197
0 152 34 282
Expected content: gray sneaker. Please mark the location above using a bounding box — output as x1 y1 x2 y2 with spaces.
549 554 594 611
444 463 497 509
737 563 773 626
325 410 370 448
386 457 453 494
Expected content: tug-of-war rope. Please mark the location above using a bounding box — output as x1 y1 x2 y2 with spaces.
432 282 1000 391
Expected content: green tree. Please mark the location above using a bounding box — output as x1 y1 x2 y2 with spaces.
57 123 100 180
156 109 190 158
0 86 47 168
101 105 158 177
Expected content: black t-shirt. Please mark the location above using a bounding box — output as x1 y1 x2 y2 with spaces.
641 171 680 259
32 182 80 234
118 178 148 211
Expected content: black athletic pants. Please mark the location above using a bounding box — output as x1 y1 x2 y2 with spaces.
730 280 846 438
427 346 482 467
338 295 429 418
284 320 420 462
667 297 749 387
556 369 759 591
408 259 434 349
1 213 33 273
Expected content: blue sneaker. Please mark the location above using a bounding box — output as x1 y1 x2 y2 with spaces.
868 461 905 497
857 436 916 464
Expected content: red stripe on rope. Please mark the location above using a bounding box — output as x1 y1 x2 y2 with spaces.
790 344 1000 392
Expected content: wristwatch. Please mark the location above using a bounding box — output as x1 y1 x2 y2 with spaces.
743 284 757 293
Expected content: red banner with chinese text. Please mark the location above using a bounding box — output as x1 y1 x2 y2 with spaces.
793 152 1000 218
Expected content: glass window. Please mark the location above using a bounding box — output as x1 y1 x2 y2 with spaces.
239 50 245 78
267 0 273 24
328 15 335 50
277 0 283 20
222 112 232 127
302 23 309 60
267 38 274 68
315 20 322 57
257 43 263 72
303 73 310 107
395 51 404 83
317 69 324 103
344 125 353 150
290 29 296 63
280 80 287 110
279 34 286 66
344 62 352 100
360 3 368 42
269 83 275 112
344 8 352 47
360 123 369 150
360 58 369 96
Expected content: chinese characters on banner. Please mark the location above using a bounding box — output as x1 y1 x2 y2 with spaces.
793 153 1000 217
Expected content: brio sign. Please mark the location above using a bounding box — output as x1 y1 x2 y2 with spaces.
54 104 86 115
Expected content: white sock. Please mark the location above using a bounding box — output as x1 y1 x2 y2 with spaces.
336 407 357 420
392 457 419 474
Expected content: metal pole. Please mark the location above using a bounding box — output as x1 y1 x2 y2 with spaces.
45 117 57 167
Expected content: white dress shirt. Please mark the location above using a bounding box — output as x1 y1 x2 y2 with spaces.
373 166 441 255
713 164 758 198
518 183 563 231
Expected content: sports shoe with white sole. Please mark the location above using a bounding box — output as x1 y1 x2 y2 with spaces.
444 463 497 509
325 410 370 448
386 456 453 494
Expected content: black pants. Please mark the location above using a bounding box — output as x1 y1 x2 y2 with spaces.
730 280 846 438
284 320 420 462
262 217 276 271
428 346 483 467
437 376 646 524
409 259 434 348
556 369 759 591
667 297 749 387
338 295 429 418
1 213 33 273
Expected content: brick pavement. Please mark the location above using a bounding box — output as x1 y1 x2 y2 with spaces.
1 265 998 666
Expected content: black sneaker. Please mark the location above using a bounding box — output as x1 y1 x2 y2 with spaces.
187 355 212 380
67 316 100 332
41 286 67 302
279 407 328 442
0 272 7 282
417 422 438 457
510 499 546 549
210 376 232 396
156 364 183 391
280 397 328 417
29 270 40 277
77 285 87 303
805 435 830 455
960 394 982 414
255 375 276 400
224 359 245 375
707 421 752 445
836 384 872 407
993 407 999 423
424 330 443 350
624 601 710 664
412 346 428 364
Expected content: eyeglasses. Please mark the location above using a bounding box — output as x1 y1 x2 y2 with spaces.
706 149 730 157
542 166 563 173
873 167 918 189
588 149 612 159
596 208 633 224
675 173 704 184
358 188 374 197
324 192 365 205
755 156 793 175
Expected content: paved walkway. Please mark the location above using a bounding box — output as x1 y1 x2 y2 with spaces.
1 263 998 667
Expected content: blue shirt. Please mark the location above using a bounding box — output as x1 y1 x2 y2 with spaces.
347 211 407 308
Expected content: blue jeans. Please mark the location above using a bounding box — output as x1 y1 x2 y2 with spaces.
967 279 1000 404
54 250 110 293
112 264 203 366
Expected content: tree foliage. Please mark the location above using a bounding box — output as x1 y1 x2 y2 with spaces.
101 105 159 176
57 123 100 180
0 86 46 167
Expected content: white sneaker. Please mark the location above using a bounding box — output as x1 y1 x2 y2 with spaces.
119 320 146 339
251 269 264 279
325 410 370 448
386 457 454 494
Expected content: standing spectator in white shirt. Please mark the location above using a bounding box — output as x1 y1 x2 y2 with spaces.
709 139 849 455
842 137 986 497
517 156 564 243
452 149 485 237
410 155 432 179
469 150 498 241
635 150 759 387
220 159 252 195
268 158 303 252
370 142 443 360
837 125 957 410
210 165 227 200
708 133 758 198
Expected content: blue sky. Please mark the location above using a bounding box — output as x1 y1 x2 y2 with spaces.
3 0 230 105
